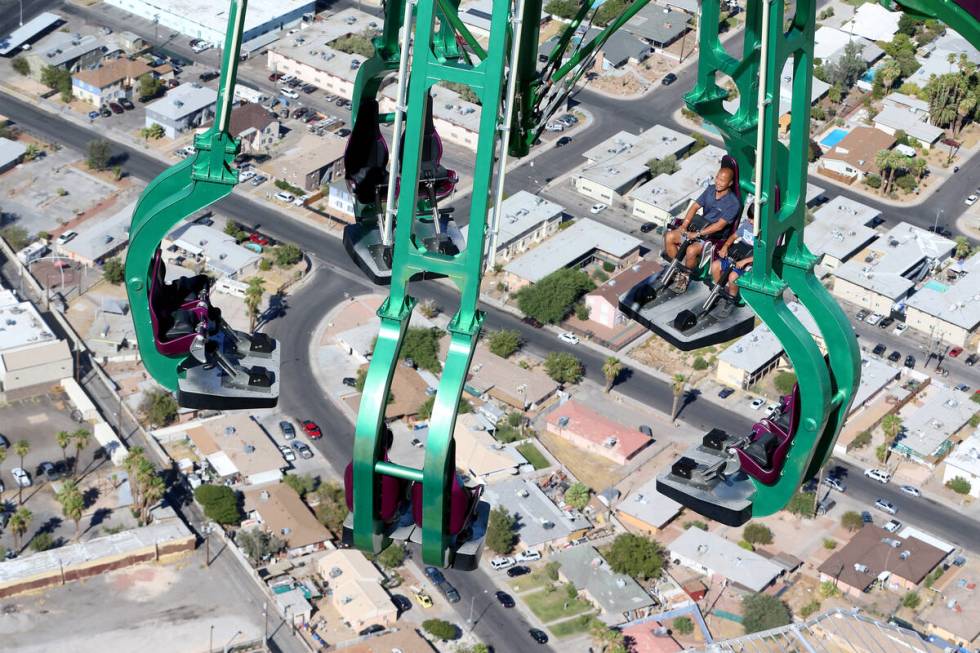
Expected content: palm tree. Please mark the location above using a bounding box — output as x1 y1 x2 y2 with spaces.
671 374 686 423
123 447 148 514
9 508 31 552
589 618 625 653
881 414 903 442
874 149 893 195
140 474 166 525
955 95 976 135
72 428 91 477
244 277 266 332
56 430 72 472
602 357 623 393
0 447 5 484
877 59 901 92
13 440 29 506
908 157 928 181
135 458 158 525
56 480 85 540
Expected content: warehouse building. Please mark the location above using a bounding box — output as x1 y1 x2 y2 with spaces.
905 255 980 348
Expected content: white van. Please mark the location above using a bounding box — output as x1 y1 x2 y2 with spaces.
864 468 891 484
490 556 515 570
515 550 541 563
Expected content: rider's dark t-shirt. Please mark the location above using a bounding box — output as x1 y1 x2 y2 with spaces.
695 186 741 226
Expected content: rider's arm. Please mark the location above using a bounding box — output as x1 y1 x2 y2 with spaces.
698 218 728 238
719 232 737 257
736 255 754 269
679 200 701 230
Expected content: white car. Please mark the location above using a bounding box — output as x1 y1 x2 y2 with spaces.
883 519 902 533
544 121 565 132
280 74 296 83
191 42 212 53
589 203 607 214
186 473 203 489
864 468 891 484
293 194 310 206
56 230 78 246
274 191 295 203
965 194 978 206
866 313 883 326
279 445 297 463
749 397 765 410
874 498 898 515
893 323 908 335
11 467 31 488
558 332 579 345
899 484 920 497
281 88 300 100
239 169 256 181
515 549 541 563
490 556 515 570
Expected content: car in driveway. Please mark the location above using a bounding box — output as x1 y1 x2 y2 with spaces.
883 519 902 533
874 499 897 515
750 397 765 410
495 591 515 608
342 377 357 387
274 191 295 203
108 102 124 114
589 203 607 214
11 467 31 488
899 485 920 497
558 332 579 345
391 594 411 613
507 565 531 578
529 628 549 644
887 350 902 363
718 387 735 399
279 445 297 462
119 98 135 110
904 354 916 368
250 175 268 186
35 461 66 483
662 72 678 85
291 441 313 459
278 420 296 440
861 511 873 524
872 343 887 356
302 420 322 439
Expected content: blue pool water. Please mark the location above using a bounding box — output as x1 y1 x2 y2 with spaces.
861 67 877 83
820 128 849 148
924 280 948 292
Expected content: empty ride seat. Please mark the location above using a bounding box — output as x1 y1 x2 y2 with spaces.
671 457 698 480
411 474 479 536
344 428 408 522
743 431 778 468
399 97 458 200
344 98 390 205
702 428 728 451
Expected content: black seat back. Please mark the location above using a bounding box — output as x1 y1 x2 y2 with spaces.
344 97 390 205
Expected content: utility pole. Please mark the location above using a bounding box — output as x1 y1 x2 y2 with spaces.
204 524 211 566
263 602 268 651
209 625 214 653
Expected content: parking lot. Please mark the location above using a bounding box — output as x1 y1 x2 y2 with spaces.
247 412 327 478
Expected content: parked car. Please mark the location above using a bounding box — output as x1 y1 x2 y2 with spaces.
192 41 212 53
544 121 565 132
342 377 357 387
822 476 846 492
874 499 898 515
269 72 284 82
302 84 317 94
281 88 300 99
515 549 541 563
529 629 549 644
904 354 915 368
966 353 979 366
589 203 607 214
358 624 385 637
965 194 978 206
119 98 135 110
56 230 78 245
640 221 657 233
250 175 268 186
239 169 256 181
872 344 886 356
899 485 920 497
750 397 765 410
35 461 65 483
949 347 963 358
639 424 653 437
556 136 573 147
955 383 971 393
856 309 869 321
864 468 891 484
507 565 531 578
443 585 460 603
887 350 902 363
860 511 873 524
662 72 678 85
0 435 8 449
274 191 295 203
521 316 543 329
424 566 445 585
412 587 433 608
558 332 579 345
198 70 220 82
324 94 337 102
866 313 883 326
495 591 515 608
718 387 735 399
279 444 297 462
883 519 902 533
11 467 31 488
291 441 314 459
279 420 296 440
490 556 515 570
336 128 352 138
302 420 322 439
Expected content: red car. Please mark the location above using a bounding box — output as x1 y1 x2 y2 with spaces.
269 72 283 82
302 420 322 439
949 347 963 358
249 233 270 247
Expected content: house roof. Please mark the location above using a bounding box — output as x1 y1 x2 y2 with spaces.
946 431 980 480
624 4 690 45
243 483 331 551
896 382 977 459
146 82 217 120
616 476 682 529
718 302 821 374
874 106 944 145
72 58 152 89
806 198 879 263
851 356 900 410
0 297 59 353
460 190 564 253
629 144 727 212
814 27 883 66
183 413 282 480
32 32 109 67
453 412 527 478
588 258 662 307
547 400 653 462
818 525 946 589
0 11 62 56
0 339 70 374
0 137 27 168
621 622 682 652
822 126 896 175
229 102 276 138
61 200 133 263
552 545 656 616
504 219 642 284
838 2 901 42
460 343 558 406
906 255 980 330
670 528 784 592
482 477 588 547
921 561 980 642
883 92 929 114
274 133 346 179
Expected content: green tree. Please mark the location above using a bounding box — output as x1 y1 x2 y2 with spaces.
282 473 319 498
86 139 112 171
824 41 868 88
274 244 302 267
139 123 165 140
41 65 72 101
314 481 348 534
71 428 91 477
400 327 445 372
841 511 865 532
877 58 903 92
742 593 792 633
515 268 595 324
851 430 872 450
689 131 708 154
646 155 679 176
684 519 708 530
377 542 407 569
673 616 694 635
670 374 686 423
422 618 457 640
774 371 797 395
743 523 774 546
0 226 31 251
55 430 73 471
138 73 162 100
441 82 481 105
224 220 247 240
800 599 822 618
544 352 584 385
12 57 30 76
589 617 626 653
875 442 891 464
486 505 516 554
9 508 32 552
30 532 56 552
236 528 285 563
605 533 665 580
244 276 265 332
544 0 579 19
417 395 471 420
946 476 972 495
574 303 590 321
786 491 816 518
954 236 973 259
55 479 85 539
193 485 242 525
902 591 921 609
602 356 623 393
14 440 30 506
692 356 709 371
140 388 178 427
487 330 522 358
102 257 125 284
564 482 590 510
881 34 921 78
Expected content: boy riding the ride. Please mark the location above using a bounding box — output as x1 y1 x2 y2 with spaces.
711 202 756 299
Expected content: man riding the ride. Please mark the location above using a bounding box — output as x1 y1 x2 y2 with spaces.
664 163 741 291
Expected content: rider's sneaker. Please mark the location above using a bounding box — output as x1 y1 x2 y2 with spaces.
670 270 690 293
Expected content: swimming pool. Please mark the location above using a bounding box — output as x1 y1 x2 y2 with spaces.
820 128 849 148
924 280 948 292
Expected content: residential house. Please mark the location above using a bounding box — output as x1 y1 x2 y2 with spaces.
458 343 558 410
908 31 980 88
0 289 72 399
838 2 901 42
327 181 355 221
268 36 364 102
546 400 653 466
904 255 980 347
71 58 153 108
461 190 564 262
668 527 785 593
539 28 651 71
166 223 261 279
818 526 946 596
228 102 280 155
891 382 976 467
630 144 728 226
26 31 119 78
620 621 683 652
616 477 682 534
551 545 657 624
145 82 218 139
58 200 133 266
0 138 27 174
831 222 955 314
274 133 346 192
504 219 642 289
883 92 930 117
482 477 591 550
453 412 528 481
818 126 896 184
814 26 883 69
575 126 695 203
623 3 691 54
943 431 980 499
585 258 661 329
873 105 944 150
165 413 284 486
921 558 980 646
243 483 332 556
805 196 880 270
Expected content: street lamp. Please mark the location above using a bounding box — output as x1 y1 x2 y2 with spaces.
934 208 944 232
19 0 23 26
222 629 242 653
